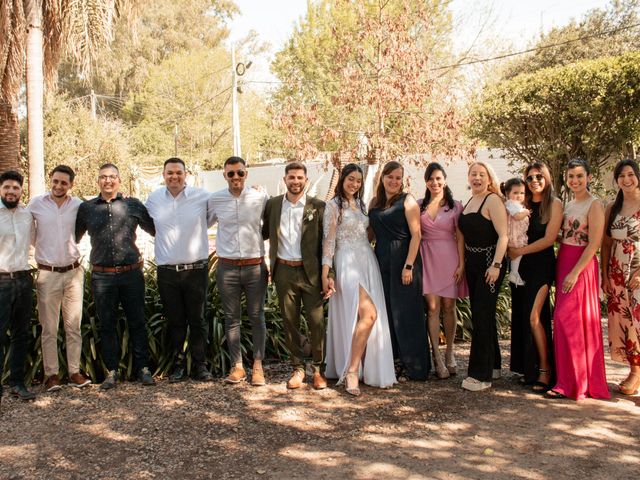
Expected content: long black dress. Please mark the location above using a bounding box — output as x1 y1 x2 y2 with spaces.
369 194 430 380
458 193 506 382
509 201 555 383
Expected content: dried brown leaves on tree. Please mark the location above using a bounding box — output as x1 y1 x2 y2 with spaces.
272 0 474 168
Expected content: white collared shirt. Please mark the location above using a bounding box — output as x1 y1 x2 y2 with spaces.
277 194 306 261
209 187 267 259
27 193 82 266
0 203 34 272
146 186 216 265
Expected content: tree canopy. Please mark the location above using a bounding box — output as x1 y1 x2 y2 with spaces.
470 52 640 196
270 0 471 165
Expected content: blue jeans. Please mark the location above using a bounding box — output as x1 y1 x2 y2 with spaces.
0 273 33 386
91 269 150 372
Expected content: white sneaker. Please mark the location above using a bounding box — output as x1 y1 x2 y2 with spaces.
492 369 502 379
461 377 491 391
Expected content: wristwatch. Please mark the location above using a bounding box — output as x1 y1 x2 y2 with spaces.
404 264 413 271
492 262 502 269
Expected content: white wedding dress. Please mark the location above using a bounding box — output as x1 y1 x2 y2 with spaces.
322 198 397 388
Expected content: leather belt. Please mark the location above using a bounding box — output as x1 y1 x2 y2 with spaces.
276 258 304 267
92 261 143 273
158 260 208 272
38 261 81 273
0 270 33 279
218 257 263 266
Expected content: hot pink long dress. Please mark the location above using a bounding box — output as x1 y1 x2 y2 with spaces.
553 196 610 400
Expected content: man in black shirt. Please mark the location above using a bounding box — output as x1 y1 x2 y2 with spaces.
76 163 156 390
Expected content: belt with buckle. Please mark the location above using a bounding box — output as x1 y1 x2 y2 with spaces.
276 258 304 267
158 260 208 272
37 261 81 273
92 261 143 273
0 270 33 279
218 257 263 267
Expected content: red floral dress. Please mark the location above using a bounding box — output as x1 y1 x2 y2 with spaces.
606 211 640 365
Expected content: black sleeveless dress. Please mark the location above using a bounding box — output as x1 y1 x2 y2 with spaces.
369 194 430 380
509 201 555 383
458 193 506 382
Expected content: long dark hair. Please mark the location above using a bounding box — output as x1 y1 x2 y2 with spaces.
420 162 454 212
370 160 404 211
333 163 366 224
524 162 555 224
606 159 640 236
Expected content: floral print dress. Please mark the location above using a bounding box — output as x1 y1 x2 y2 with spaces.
607 211 640 366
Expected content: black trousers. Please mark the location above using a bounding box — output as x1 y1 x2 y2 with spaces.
465 250 506 382
157 265 208 365
0 274 33 386
92 269 150 372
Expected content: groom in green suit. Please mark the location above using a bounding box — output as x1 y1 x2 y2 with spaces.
263 162 329 390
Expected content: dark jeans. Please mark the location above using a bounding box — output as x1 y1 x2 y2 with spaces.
0 274 33 386
157 265 208 365
91 269 150 372
216 261 267 365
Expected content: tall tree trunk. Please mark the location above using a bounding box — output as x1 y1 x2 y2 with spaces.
25 0 45 197
0 102 21 172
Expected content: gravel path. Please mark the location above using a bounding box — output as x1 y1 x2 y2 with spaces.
0 340 638 480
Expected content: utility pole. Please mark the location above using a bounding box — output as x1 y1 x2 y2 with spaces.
231 44 241 158
174 123 178 156
90 90 97 120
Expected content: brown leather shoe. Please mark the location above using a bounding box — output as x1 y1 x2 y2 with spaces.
45 375 62 392
69 372 91 388
251 368 266 387
312 372 328 390
225 366 246 384
287 369 305 389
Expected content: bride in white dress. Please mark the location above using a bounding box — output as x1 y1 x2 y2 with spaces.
321 164 397 395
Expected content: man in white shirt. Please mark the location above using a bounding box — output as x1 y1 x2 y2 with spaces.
28 165 91 392
0 171 36 402
209 156 268 386
146 157 214 382
263 163 328 390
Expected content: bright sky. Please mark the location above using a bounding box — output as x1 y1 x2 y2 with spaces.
227 0 613 84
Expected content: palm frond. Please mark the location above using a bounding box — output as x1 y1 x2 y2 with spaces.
0 0 27 104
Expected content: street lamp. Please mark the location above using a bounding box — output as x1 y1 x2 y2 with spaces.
231 46 251 158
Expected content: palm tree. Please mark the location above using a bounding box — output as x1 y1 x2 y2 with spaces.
0 0 129 196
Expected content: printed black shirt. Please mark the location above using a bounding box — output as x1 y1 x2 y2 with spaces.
75 193 156 266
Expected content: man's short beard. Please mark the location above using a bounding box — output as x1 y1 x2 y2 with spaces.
1 197 19 209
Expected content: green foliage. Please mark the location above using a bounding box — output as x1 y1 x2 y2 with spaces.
2 257 290 385
41 94 133 199
470 52 640 197
501 0 640 80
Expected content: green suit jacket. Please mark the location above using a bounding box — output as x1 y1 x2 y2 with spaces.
262 194 325 287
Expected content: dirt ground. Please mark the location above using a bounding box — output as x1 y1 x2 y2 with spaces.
0 339 638 480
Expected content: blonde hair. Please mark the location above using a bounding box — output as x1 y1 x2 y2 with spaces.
468 161 503 198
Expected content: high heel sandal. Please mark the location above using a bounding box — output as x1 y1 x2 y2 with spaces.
532 368 551 393
445 351 457 376
344 371 361 397
619 372 640 395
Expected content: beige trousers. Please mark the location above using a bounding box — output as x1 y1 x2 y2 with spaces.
36 267 84 376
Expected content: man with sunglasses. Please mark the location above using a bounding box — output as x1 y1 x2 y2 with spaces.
75 163 156 390
146 157 214 382
209 156 269 386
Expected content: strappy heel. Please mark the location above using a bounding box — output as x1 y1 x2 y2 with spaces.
532 368 551 393
445 351 457 376
344 371 361 396
620 372 640 395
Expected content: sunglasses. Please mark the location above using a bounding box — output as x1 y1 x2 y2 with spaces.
525 174 544 183
226 170 246 178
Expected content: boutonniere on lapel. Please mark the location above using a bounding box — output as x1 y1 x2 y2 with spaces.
304 208 317 223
